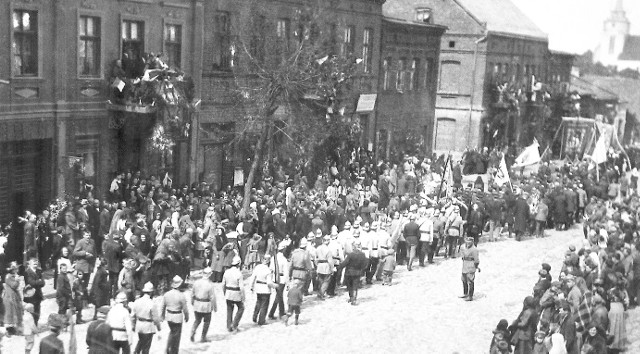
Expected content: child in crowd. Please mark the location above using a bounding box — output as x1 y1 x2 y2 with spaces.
284 279 303 326
489 319 511 353
382 248 396 285
24 303 37 354
532 330 549 354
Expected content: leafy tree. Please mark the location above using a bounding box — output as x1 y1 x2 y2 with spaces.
230 0 363 213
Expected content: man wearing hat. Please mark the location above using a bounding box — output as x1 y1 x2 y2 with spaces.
328 227 345 295
55 262 73 316
73 230 96 289
364 222 381 284
86 306 114 354
161 276 190 354
445 206 465 258
459 237 479 301
337 239 369 305
132 282 162 353
289 238 313 292
268 241 290 319
103 231 124 298
223 256 245 332
191 268 217 342
250 255 274 325
106 292 134 354
39 314 65 354
315 235 334 299
402 213 420 271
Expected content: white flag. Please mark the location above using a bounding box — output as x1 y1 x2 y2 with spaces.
494 156 510 186
591 134 608 164
512 138 541 168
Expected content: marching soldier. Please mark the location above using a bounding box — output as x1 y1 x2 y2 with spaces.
460 237 480 301
289 238 313 291
445 206 465 258
161 276 190 354
327 227 344 296
191 267 217 342
365 222 380 284
131 282 162 354
222 256 245 332
315 235 333 299
106 292 134 354
268 242 290 319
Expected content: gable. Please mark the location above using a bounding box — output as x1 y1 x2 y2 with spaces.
382 0 485 35
619 36 640 61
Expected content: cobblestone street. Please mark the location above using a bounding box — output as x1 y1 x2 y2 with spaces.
15 224 632 354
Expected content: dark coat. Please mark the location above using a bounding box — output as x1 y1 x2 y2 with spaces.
73 238 96 274
553 193 567 223
24 267 45 302
56 273 72 306
339 250 369 277
90 267 111 307
514 198 530 233
86 319 116 354
39 333 65 354
102 238 123 273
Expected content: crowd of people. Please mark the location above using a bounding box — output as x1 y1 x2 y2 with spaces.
0 145 636 353
489 162 639 353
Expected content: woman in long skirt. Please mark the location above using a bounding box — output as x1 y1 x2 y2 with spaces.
3 262 23 335
607 284 628 353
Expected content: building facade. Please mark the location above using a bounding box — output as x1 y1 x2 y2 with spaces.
383 0 549 152
199 0 384 190
376 15 445 158
0 0 203 225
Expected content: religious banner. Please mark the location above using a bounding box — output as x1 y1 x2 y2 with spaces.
561 117 596 158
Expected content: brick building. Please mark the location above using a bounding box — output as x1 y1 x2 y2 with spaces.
383 0 549 152
375 11 445 159
0 0 203 258
199 0 384 190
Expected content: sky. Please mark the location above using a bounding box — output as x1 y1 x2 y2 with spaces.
511 0 640 54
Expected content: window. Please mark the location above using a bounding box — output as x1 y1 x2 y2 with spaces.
383 57 392 90
439 60 461 93
516 63 521 82
78 16 101 77
12 10 38 76
362 28 373 73
448 41 456 48
249 16 266 63
503 63 509 80
415 8 432 23
423 58 433 90
396 58 407 91
341 26 355 56
213 11 233 70
409 58 419 91
276 18 290 54
164 24 182 68
121 20 144 73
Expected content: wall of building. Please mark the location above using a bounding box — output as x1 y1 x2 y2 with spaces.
0 0 202 224
199 0 384 189
376 19 444 158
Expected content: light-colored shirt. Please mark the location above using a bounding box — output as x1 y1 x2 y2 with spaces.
251 264 273 294
106 303 133 342
222 266 245 302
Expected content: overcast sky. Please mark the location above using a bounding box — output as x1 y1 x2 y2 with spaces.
511 0 640 54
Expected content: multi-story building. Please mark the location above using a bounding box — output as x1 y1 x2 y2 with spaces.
0 0 202 257
383 0 548 152
376 5 445 158
199 0 384 190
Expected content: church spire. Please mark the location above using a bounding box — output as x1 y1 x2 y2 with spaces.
614 0 624 12
608 0 629 23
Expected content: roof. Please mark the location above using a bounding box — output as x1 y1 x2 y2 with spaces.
569 76 619 101
582 74 640 115
382 0 547 40
454 0 547 40
619 35 640 61
382 16 448 32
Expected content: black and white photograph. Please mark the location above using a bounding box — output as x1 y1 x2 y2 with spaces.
0 0 640 353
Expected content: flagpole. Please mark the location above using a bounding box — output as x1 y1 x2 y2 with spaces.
436 155 450 203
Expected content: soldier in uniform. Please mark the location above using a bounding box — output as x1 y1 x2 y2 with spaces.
268 242 290 319
460 237 480 301
327 228 344 296
403 214 420 271
315 235 334 299
445 206 465 258
190 267 217 342
131 282 162 353
364 222 380 284
161 276 190 354
289 238 313 290
250 255 273 324
222 255 245 332
106 292 134 354
338 239 369 305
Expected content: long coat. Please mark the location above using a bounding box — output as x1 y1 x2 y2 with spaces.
73 238 96 274
90 267 111 307
514 198 530 233
2 273 23 328
24 267 45 303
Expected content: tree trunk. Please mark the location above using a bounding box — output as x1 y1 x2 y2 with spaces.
243 119 270 215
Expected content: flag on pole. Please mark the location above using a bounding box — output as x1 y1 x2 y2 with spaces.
494 155 510 186
444 157 454 198
512 138 541 168
591 134 608 164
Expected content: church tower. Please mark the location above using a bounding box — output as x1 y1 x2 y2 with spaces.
595 0 630 66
